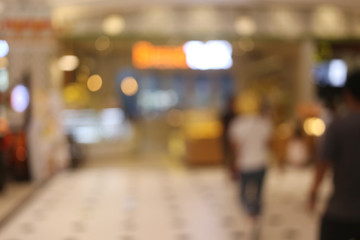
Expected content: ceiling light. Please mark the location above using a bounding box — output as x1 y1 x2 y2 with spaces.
234 16 257 36
103 15 125 36
58 55 79 72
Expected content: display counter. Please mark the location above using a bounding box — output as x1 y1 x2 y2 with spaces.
182 110 224 165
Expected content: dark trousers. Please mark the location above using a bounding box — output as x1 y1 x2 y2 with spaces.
320 215 360 240
238 168 266 216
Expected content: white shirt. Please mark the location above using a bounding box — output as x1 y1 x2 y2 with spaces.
228 115 272 171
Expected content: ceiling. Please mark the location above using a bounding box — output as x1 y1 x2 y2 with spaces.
2 0 360 40
47 0 360 9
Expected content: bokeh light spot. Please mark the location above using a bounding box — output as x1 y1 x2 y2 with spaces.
234 16 257 36
95 36 111 51
11 85 30 113
58 55 79 72
121 77 138 96
304 117 326 137
102 15 125 36
87 74 103 92
0 40 9 58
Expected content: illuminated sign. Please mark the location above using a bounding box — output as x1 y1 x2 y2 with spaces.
132 41 188 69
132 41 233 70
183 41 233 70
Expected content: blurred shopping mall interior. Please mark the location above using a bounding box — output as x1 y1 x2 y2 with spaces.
0 0 358 239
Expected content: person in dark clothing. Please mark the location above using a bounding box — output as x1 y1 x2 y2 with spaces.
221 97 237 180
308 70 360 240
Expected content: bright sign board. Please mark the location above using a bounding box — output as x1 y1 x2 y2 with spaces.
132 40 233 70
132 41 188 69
183 41 233 70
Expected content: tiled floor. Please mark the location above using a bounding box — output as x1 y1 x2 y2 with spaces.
0 182 36 224
0 157 331 240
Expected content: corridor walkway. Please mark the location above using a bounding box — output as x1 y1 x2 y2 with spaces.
0 155 330 240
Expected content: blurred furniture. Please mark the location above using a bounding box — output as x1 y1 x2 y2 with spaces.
183 109 224 165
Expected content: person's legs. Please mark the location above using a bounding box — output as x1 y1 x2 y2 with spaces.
252 169 266 216
239 172 250 213
240 169 266 217
239 169 266 240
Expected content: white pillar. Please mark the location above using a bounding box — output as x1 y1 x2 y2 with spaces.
4 2 70 182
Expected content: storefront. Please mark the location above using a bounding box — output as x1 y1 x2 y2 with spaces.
58 33 317 165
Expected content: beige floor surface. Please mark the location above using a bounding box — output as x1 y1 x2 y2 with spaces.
0 155 331 240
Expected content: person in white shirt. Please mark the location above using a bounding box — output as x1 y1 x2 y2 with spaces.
228 97 273 219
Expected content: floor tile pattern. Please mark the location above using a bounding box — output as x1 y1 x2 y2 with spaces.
0 165 331 240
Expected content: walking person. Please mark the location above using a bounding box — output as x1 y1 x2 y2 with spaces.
308 70 360 240
228 93 273 238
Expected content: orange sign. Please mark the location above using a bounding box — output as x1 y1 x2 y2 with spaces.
132 41 188 69
5 19 52 32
